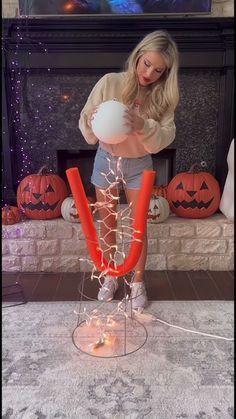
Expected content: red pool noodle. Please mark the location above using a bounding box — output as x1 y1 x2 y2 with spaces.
66 167 155 277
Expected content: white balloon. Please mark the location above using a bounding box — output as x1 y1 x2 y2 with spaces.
91 100 130 144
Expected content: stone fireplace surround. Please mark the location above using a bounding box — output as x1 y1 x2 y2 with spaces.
2 213 234 272
2 17 234 272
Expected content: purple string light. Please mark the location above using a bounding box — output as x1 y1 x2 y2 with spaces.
2 21 53 206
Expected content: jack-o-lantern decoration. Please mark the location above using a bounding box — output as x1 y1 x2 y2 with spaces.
167 162 221 218
17 166 68 220
152 185 168 200
61 195 96 223
2 205 21 225
148 195 170 223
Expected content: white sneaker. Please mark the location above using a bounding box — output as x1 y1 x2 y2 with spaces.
130 282 148 310
97 276 118 301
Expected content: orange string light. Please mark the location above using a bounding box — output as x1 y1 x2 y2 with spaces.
66 167 155 277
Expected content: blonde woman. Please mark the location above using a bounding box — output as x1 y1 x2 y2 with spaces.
79 30 179 309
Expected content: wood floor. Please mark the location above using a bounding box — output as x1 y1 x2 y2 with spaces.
2 271 234 305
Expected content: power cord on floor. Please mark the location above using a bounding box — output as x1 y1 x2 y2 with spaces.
133 310 234 341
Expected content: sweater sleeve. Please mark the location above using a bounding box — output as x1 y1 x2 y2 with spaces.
140 110 176 154
78 75 107 145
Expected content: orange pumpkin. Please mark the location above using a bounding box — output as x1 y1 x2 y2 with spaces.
167 162 221 218
2 205 21 225
152 185 168 199
17 166 68 219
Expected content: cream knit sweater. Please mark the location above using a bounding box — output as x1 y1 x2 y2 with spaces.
79 72 176 157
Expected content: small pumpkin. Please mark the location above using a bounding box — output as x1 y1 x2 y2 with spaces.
17 166 68 220
2 205 21 225
167 162 221 218
61 195 95 223
152 185 168 200
148 196 170 223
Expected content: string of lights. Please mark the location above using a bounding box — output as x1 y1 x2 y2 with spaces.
2 20 57 206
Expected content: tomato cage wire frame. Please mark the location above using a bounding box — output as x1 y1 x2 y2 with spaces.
70 156 150 358
72 273 148 358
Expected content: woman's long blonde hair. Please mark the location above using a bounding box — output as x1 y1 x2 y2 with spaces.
122 30 179 120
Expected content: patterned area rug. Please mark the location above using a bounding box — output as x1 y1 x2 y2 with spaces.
2 301 234 419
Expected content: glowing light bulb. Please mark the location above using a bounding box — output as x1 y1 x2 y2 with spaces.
63 2 74 11
61 94 70 102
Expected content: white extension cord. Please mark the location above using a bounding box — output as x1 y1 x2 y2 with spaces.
133 310 234 341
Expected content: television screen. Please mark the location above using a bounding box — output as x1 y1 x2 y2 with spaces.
19 1 212 15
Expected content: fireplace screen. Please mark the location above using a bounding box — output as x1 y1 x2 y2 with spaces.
57 149 175 203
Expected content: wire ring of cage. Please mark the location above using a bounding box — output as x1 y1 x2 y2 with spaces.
71 317 148 358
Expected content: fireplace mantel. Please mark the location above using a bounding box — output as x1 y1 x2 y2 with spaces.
2 17 234 204
2 16 234 60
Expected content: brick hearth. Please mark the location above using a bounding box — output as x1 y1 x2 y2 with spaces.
2 212 234 272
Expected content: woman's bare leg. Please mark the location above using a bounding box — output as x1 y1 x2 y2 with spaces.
124 188 147 283
95 186 119 262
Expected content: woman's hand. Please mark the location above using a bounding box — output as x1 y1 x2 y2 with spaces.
123 108 145 133
87 106 99 128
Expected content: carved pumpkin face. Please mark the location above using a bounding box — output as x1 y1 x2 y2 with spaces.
148 195 170 223
167 171 221 218
61 196 96 223
17 168 68 220
61 197 79 223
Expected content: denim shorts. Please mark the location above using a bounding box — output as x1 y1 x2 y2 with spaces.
91 146 153 190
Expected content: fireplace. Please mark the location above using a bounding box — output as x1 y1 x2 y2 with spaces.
2 16 234 204
57 148 175 202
